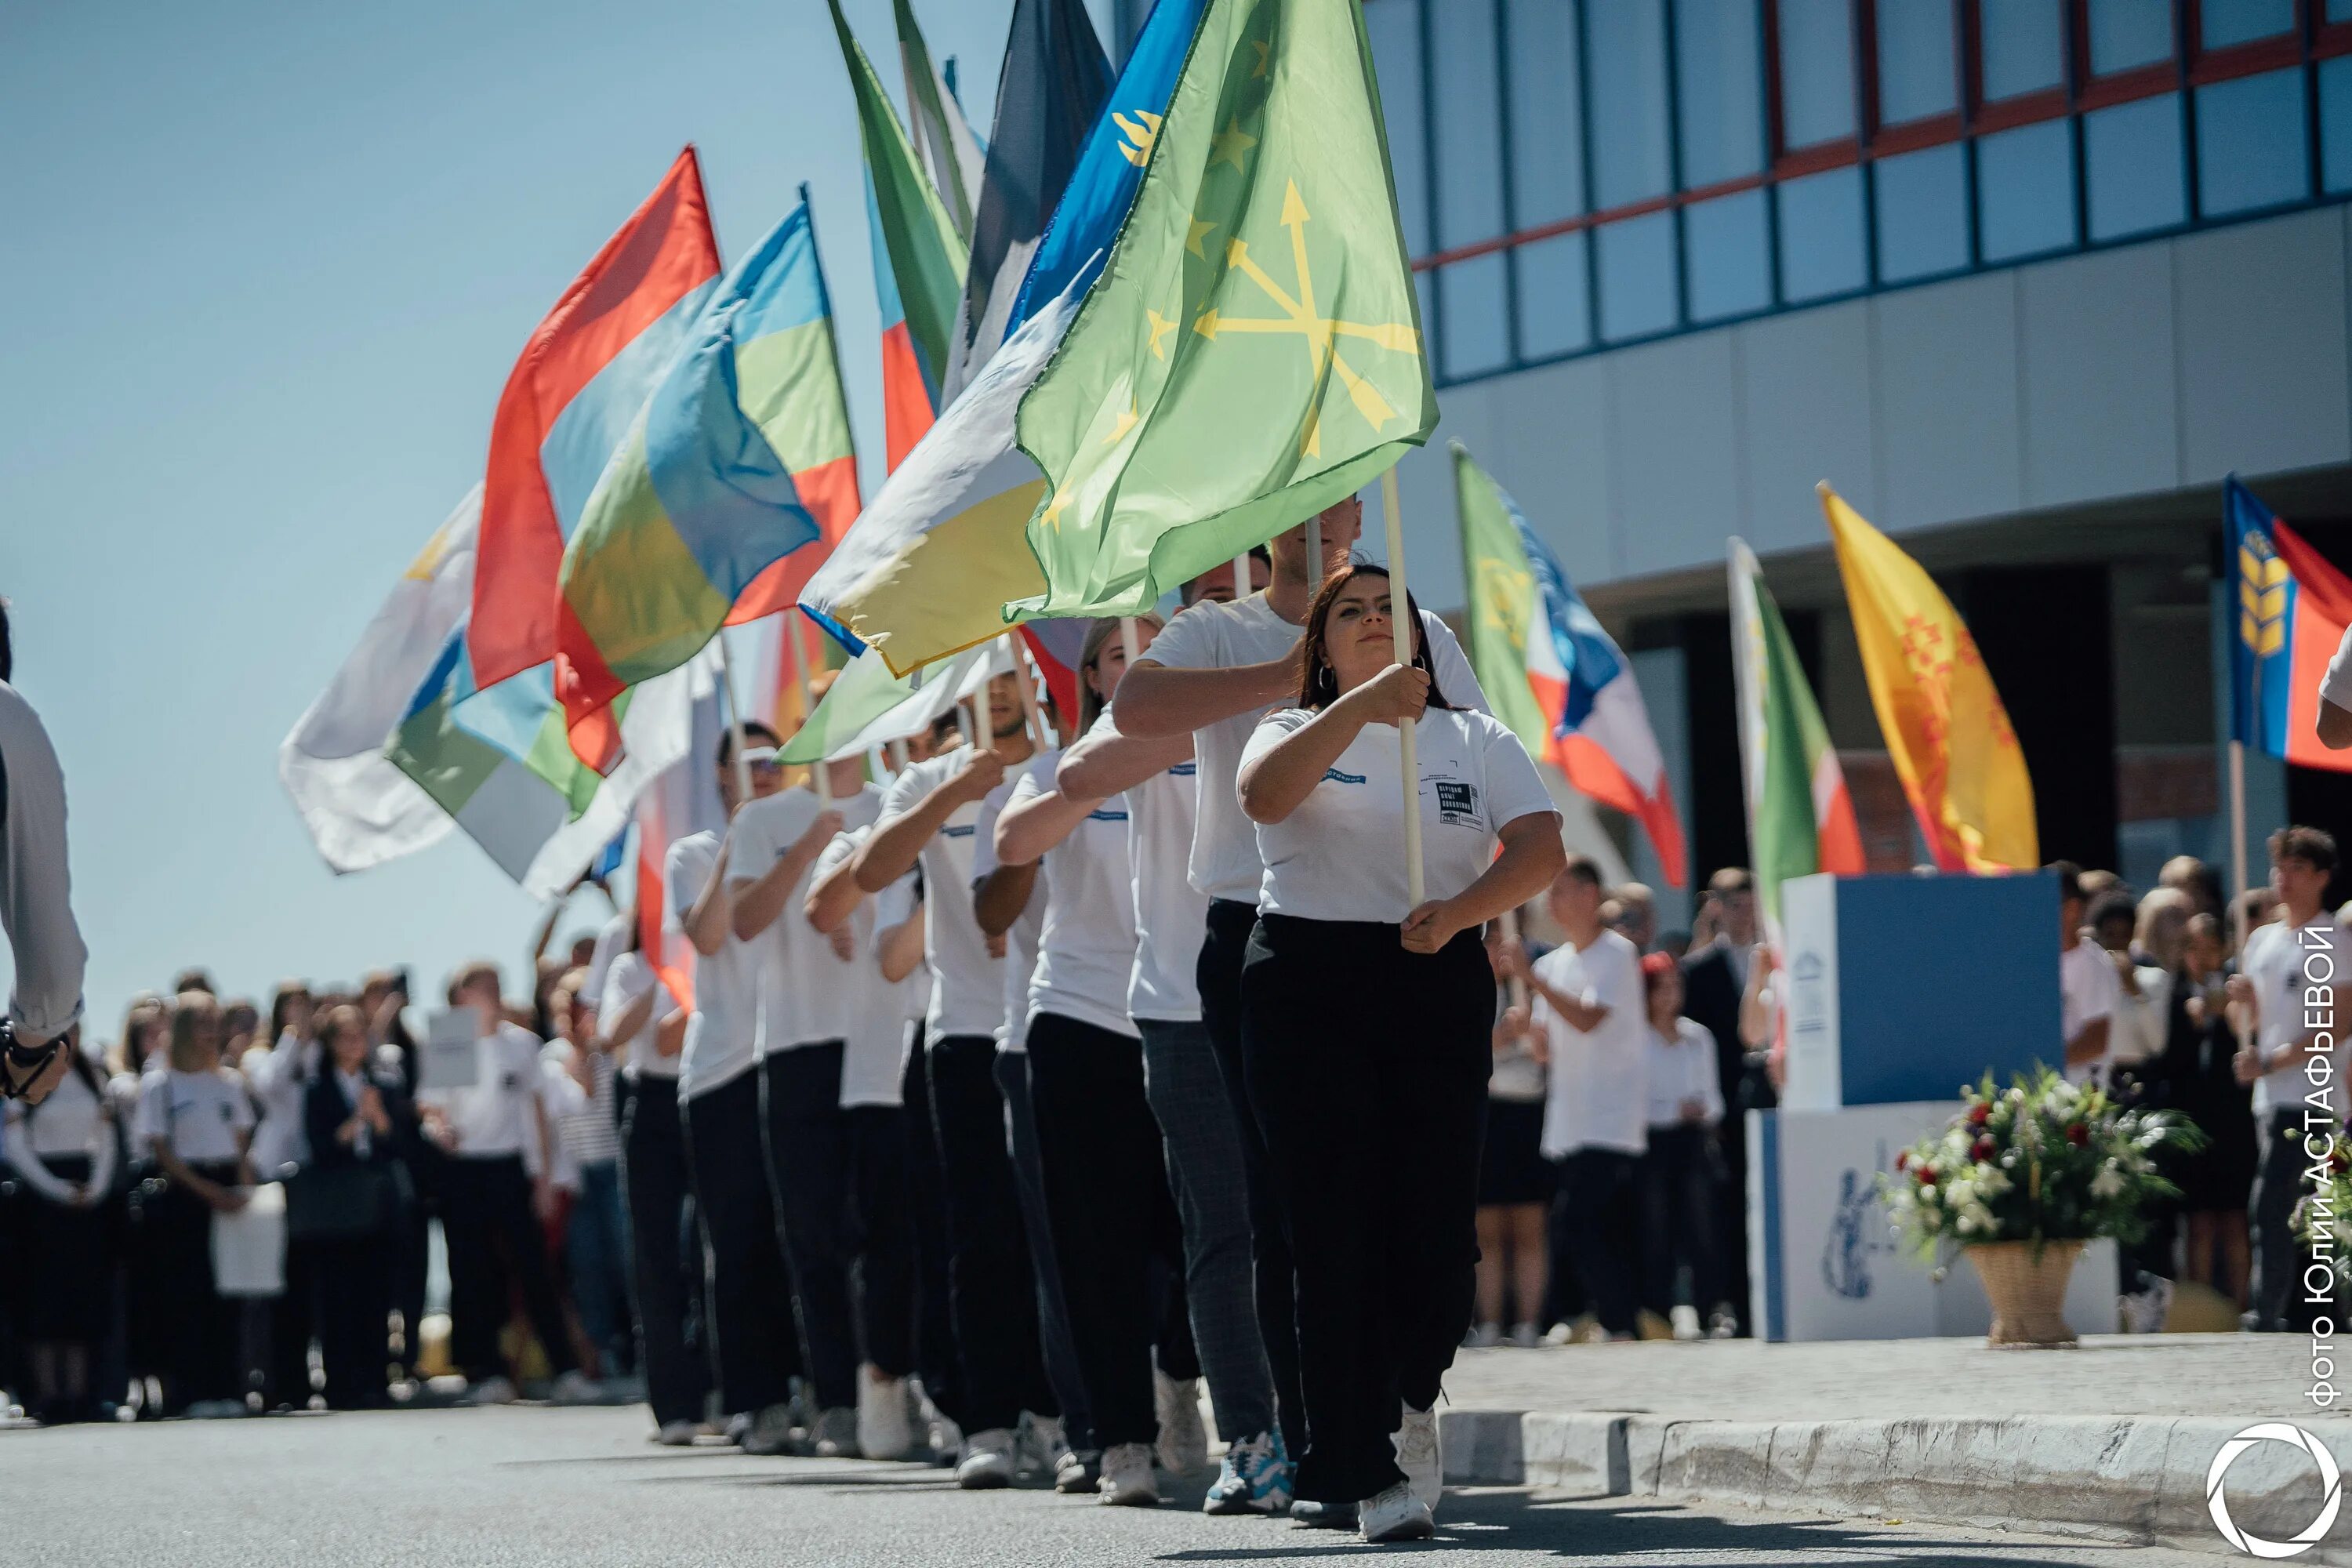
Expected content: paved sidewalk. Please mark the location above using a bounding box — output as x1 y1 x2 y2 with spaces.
1439 1334 2348 1556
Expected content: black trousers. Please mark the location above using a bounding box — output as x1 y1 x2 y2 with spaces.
1640 1123 1722 1319
759 1044 916 1411
147 1163 245 1410
2251 1108 2316 1332
1025 1012 1193 1449
622 1075 712 1428
1242 916 1490 1504
1200 897 1309 1457
1558 1148 1642 1334
267 1236 318 1407
925 1034 1054 1433
312 1227 392 1407
898 1032 961 1427
995 1047 1094 1449
440 1153 578 1383
684 1070 800 1414
394 1145 445 1378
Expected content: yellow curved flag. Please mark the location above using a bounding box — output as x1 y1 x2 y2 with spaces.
1818 485 2037 872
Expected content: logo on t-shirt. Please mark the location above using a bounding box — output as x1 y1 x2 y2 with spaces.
1434 779 1478 825
941 823 976 839
1323 768 1366 785
500 1072 521 1092
1169 762 1196 777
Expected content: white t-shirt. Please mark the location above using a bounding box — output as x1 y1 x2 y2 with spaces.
2059 939 2124 1087
1534 931 1649 1158
1083 707 1208 1022
3 1054 118 1204
2324 622 2352 717
1000 749 1141 1040
2245 917 2343 1118
577 911 630 1014
731 783 884 1054
971 770 1048 1051
418 1022 548 1160
1142 591 1488 903
666 830 760 1101
813 827 918 1109
598 949 674 1081
1646 1017 1726 1129
876 749 1006 1042
245 1029 318 1177
135 1065 255 1166
1240 706 1555 923
2110 965 2172 1071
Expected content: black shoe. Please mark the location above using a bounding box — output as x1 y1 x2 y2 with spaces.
1290 1498 1359 1529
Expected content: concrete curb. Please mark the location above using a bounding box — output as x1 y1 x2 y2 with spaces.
1440 1408 2352 1558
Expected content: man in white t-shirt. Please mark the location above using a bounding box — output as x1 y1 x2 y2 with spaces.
2229 826 2342 1331
2318 622 2352 749
0 604 88 1106
666 720 805 1450
2052 862 2121 1086
1114 499 1485 1499
1526 856 1648 1340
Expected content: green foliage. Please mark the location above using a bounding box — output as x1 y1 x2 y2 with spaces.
2293 1131 2352 1293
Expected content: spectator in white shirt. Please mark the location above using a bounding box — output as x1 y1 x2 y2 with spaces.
0 602 89 1106
2 1031 116 1421
2053 862 2120 1085
545 969 630 1382
1637 953 1726 1339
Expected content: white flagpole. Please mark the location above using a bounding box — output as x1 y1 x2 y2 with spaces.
1005 633 1050 751
715 631 752 808
1380 466 1425 909
2231 653 2257 1067
1306 511 1324 593
889 736 911 771
1232 551 1253 600
786 616 832 808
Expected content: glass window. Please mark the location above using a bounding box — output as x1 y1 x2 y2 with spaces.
1588 0 1673 206
1412 267 1437 368
1684 188 1772 321
2198 67 2312 216
2334 0 2352 22
1595 212 1680 339
1515 230 1593 358
1777 0 1857 147
1438 254 1512 379
1980 0 2065 99
1432 0 1506 249
2201 0 2294 49
1875 1 1957 125
1976 118 2077 260
1875 143 1969 281
1675 0 1765 187
2086 0 2172 74
2084 94 2185 239
2324 55 2352 195
1365 0 1430 253
1507 0 1585 224
1776 165 1866 301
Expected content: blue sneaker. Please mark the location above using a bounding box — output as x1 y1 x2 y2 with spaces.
1204 1434 1263 1515
1233 1428 1295 1515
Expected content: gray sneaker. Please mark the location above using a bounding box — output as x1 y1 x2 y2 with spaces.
811 1406 859 1458
739 1402 803 1456
1290 1497 1359 1529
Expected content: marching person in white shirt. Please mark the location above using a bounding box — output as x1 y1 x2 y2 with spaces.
2 1029 116 1421
1234 562 1563 1543
416 960 597 1406
1114 501 1487 1529
0 602 88 1106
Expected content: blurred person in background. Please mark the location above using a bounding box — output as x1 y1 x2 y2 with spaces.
2161 913 2253 1310
2160 855 2225 922
134 991 253 1417
1638 954 1726 1341
1471 927 1549 1350
0 600 89 1108
249 981 321 1411
1606 884 1657 954
546 970 632 1385
1679 867 1759 1336
2053 862 2119 1087
2 1028 117 1421
300 1003 411 1409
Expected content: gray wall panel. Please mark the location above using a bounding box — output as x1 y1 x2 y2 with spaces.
1737 299 1878 555
1870 271 2024 532
2018 245 2180 506
2174 209 2350 483
1608 332 1744 578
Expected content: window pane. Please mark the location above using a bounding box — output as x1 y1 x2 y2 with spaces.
1595 212 1680 339
1439 254 1512 379
1777 0 1857 147
2334 0 2352 22
1685 188 1771 321
2198 67 2312 216
2085 93 2185 239
2086 0 2171 75
1976 118 2077 260
1876 1 1957 125
1777 165 1866 302
1507 0 1585 224
1365 0 1430 253
1432 0 1506 248
1875 143 1969 281
1980 0 2065 100
1588 0 1673 206
2324 55 2352 194
1515 231 1593 358
1413 267 1437 370
1675 0 1764 187
2202 0 2294 49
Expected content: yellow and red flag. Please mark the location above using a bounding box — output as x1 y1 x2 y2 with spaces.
1819 484 2037 873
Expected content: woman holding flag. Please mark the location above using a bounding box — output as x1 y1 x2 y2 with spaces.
1234 564 1563 1544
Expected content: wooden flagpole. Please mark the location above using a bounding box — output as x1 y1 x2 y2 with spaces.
714 631 753 808
1005 632 1050 751
1380 466 1425 909
785 615 832 808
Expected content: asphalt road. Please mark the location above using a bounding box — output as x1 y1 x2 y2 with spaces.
5 1403 2235 1566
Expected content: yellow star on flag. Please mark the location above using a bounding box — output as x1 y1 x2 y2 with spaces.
1250 37 1270 78
1210 115 1256 173
1145 309 1175 360
1102 397 1140 446
1041 483 1075 532
1185 217 1216 258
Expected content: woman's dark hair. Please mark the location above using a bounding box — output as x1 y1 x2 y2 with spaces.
267 980 310 1045
715 719 783 771
1294 564 1452 712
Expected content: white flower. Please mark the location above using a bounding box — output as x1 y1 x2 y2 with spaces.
1918 1183 1940 1206
1975 1164 2013 1197
1945 1177 1977 1210
2090 1163 2125 1200
1955 1209 1978 1235
1962 1203 1995 1234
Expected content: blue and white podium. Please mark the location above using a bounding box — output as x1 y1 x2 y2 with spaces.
1748 872 2114 1341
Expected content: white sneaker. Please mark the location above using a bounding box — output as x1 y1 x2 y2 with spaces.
1670 1304 1704 1341
1022 1411 1082 1486
1393 1403 1441 1512
1098 1441 1160 1507
811 1406 859 1458
1359 1480 1434 1543
1152 1370 1208 1475
956 1427 1017 1490
548 1370 605 1406
858 1372 914 1461
652 1420 699 1446
927 1413 964 1466
1508 1321 1542 1349
467 1377 519 1406
1465 1321 1502 1348
739 1402 802 1456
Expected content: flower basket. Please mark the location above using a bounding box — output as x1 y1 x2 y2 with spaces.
1965 1239 2083 1347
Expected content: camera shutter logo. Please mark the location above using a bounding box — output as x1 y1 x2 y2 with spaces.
2208 1423 2343 1558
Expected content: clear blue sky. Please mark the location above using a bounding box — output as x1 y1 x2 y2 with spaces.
0 0 1119 1040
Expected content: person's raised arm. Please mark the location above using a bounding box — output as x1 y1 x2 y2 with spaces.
1401 811 1566 954
879 904 927 983
805 848 866 935
681 843 733 958
732 807 844 942
855 751 1005 891
1112 657 1297 740
974 862 1040 939
993 782 1103 868
1526 964 1610 1033
594 985 656 1057
654 1005 689 1060
1238 666 1428 825
1056 722 1194 800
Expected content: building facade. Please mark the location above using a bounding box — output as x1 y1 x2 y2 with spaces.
1118 0 2352 916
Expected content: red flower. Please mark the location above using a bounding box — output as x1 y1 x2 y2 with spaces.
2330 1150 2347 1176
1894 1150 1910 1171
2065 1123 2089 1147
1968 1103 1991 1127
1917 1164 1938 1185
1972 1136 1995 1163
